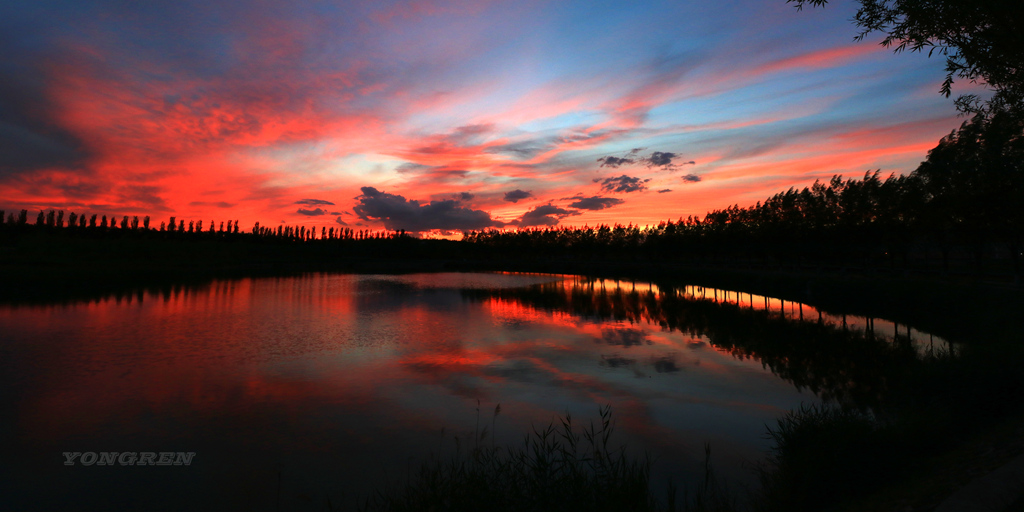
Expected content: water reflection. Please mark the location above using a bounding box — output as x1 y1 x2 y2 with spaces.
468 277 955 409
0 272 949 511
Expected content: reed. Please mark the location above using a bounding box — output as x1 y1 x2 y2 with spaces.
361 405 659 512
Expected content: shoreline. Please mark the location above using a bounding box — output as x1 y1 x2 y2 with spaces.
3 255 1021 345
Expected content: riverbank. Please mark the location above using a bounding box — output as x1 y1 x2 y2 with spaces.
3 238 1020 345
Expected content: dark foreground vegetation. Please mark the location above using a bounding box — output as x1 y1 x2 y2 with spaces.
360 406 661 512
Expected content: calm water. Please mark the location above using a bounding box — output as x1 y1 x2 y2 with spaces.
0 272 948 510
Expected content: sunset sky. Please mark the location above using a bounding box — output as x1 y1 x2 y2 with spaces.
0 0 971 235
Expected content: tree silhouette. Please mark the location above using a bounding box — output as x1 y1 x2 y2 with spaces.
913 111 1024 270
788 0 1024 115
465 112 1020 274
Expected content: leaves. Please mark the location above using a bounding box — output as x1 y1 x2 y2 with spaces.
788 0 1024 116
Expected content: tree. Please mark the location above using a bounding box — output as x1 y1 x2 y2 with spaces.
788 0 1024 115
911 111 1024 268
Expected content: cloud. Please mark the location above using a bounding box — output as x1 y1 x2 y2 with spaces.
295 198 335 206
395 162 434 174
335 216 348 226
568 196 624 211
681 174 702 183
353 186 500 232
445 123 494 144
651 355 680 373
297 208 327 216
457 192 473 201
639 151 696 171
596 175 650 193
600 328 650 347
189 201 235 208
645 151 676 167
485 140 547 159
514 204 577 227
0 49 92 177
503 189 533 203
596 156 635 168
657 189 672 193
0 0 953 235
117 185 171 211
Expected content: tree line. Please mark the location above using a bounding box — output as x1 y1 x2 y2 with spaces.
465 112 1024 273
2 112 1020 272
0 209 406 243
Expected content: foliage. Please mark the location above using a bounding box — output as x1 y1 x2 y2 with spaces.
787 0 1024 115
361 405 660 512
756 404 883 512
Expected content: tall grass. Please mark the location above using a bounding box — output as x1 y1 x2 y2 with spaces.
359 404 748 512
361 405 658 512
754 404 882 512
678 442 742 512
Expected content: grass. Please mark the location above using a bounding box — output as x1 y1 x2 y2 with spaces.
754 404 886 512
359 404 658 512
357 404 752 512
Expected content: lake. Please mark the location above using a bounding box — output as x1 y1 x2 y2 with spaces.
0 272 951 510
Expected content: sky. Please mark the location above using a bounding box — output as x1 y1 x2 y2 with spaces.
0 0 972 235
